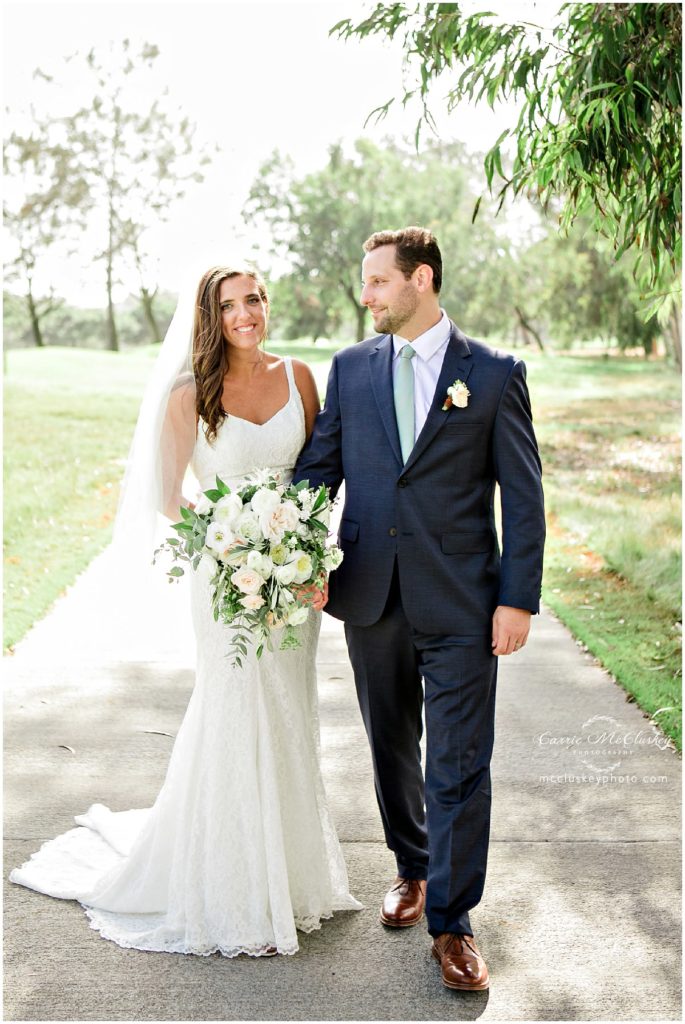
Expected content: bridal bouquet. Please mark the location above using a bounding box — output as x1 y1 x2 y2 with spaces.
154 473 343 666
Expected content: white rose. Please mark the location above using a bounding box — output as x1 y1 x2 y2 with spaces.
240 593 265 611
250 487 281 516
206 521 235 555
235 510 262 543
199 552 219 575
247 550 273 579
214 493 244 527
316 504 331 527
275 562 298 586
286 605 309 627
288 550 313 584
231 566 265 595
195 494 213 515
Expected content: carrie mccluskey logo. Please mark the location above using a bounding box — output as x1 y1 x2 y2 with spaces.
536 714 673 773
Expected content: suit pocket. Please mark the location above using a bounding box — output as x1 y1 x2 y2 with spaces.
340 518 359 543
441 531 493 554
442 420 485 435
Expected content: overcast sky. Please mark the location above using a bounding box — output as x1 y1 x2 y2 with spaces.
3 0 558 304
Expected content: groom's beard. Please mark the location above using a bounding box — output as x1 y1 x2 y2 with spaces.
370 283 419 335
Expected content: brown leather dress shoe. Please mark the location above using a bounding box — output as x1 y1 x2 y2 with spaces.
432 932 489 991
379 876 427 927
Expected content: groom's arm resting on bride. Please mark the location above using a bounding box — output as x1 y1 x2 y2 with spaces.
160 375 198 520
292 353 344 497
291 359 328 611
491 357 545 655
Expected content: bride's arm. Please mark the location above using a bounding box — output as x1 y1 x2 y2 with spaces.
160 376 197 521
292 360 321 440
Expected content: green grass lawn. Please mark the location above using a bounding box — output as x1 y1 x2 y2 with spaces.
4 344 681 748
525 353 681 749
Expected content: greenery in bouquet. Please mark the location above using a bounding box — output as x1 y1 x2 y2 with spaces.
154 473 343 667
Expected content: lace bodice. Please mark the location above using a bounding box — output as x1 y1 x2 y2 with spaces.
190 357 306 491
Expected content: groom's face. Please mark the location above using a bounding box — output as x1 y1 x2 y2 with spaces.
361 245 419 336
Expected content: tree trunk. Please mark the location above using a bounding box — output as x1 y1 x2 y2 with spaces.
106 250 119 351
26 278 44 347
342 281 368 342
667 303 682 370
140 286 162 344
514 306 545 352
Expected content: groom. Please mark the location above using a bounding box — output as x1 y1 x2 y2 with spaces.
295 227 545 991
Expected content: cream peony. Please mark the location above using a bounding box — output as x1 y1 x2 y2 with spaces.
260 500 300 543
239 593 265 610
231 566 265 595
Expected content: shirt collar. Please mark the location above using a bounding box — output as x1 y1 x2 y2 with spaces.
393 310 451 361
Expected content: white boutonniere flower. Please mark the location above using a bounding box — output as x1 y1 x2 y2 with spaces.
442 379 470 411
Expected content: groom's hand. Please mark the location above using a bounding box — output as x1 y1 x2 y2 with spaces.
294 580 329 612
491 606 531 656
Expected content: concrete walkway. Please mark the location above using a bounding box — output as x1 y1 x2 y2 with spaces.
4 547 681 1021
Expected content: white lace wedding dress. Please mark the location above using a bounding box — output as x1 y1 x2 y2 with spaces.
10 356 361 957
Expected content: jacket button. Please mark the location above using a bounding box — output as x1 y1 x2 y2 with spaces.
398 478 408 488
389 527 397 537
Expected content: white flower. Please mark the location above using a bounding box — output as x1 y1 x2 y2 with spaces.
239 593 265 611
445 379 471 410
286 605 309 626
199 552 219 575
288 550 313 584
195 493 213 515
280 500 300 530
206 521 235 555
231 566 265 595
297 489 316 519
323 547 343 572
250 487 281 516
214 493 244 527
235 510 262 543
247 550 273 579
260 500 301 543
270 542 288 565
274 562 298 586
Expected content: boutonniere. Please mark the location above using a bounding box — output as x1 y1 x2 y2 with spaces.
442 379 470 411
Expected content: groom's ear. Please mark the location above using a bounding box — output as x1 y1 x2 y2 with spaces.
413 263 435 294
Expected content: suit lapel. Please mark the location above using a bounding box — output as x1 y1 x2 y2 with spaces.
403 322 473 473
368 334 403 467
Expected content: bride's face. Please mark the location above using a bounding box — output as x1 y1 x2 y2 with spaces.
219 275 268 352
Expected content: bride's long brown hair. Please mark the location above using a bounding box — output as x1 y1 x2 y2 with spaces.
193 265 269 443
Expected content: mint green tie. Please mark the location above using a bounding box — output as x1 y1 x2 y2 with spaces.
394 343 416 463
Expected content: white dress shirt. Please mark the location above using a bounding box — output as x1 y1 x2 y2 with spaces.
392 310 451 442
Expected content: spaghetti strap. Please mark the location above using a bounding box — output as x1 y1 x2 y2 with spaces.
283 355 295 394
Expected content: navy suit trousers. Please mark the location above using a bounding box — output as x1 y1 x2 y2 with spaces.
344 563 498 937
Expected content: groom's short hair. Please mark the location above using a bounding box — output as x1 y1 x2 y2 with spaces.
363 226 442 293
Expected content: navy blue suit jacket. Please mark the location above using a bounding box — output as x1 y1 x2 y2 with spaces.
294 321 545 634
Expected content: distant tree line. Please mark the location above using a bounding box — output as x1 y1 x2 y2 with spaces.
4 40 212 351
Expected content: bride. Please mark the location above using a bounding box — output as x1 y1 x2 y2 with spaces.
10 264 362 957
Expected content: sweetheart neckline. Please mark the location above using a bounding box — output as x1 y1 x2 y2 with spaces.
221 393 293 428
